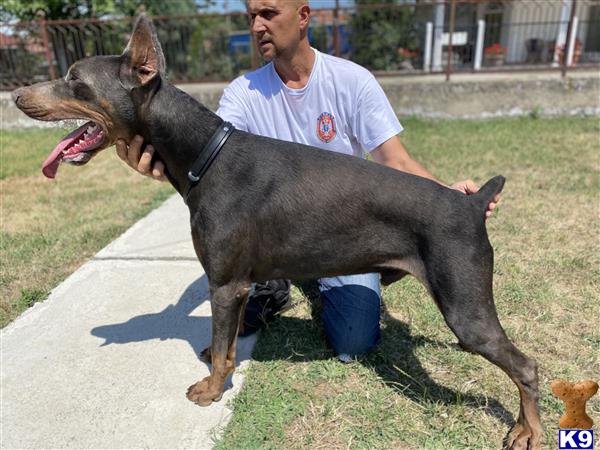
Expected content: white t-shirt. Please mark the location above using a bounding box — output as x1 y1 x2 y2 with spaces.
216 48 403 159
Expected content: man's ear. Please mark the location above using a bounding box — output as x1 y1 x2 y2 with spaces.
298 4 311 33
120 15 166 88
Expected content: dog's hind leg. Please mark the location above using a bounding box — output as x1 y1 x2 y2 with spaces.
187 281 250 406
425 241 541 450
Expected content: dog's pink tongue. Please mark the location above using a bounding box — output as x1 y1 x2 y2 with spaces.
41 147 65 179
42 122 91 178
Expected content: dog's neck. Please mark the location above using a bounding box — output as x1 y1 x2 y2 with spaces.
138 82 224 195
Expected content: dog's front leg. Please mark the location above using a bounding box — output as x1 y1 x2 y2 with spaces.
187 281 250 406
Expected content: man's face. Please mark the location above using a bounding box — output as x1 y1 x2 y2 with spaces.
247 0 306 61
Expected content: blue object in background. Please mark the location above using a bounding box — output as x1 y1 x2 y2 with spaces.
228 24 352 57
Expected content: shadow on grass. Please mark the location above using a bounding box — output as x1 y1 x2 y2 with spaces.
251 281 516 429
90 276 515 429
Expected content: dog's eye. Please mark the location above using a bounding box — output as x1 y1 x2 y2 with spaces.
73 82 95 101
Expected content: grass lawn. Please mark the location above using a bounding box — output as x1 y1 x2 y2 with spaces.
1 117 598 448
215 117 599 449
0 127 174 327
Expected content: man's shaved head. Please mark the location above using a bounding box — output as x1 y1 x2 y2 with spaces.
246 0 312 62
247 0 308 11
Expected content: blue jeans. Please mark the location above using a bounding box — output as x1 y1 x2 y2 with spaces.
318 273 381 357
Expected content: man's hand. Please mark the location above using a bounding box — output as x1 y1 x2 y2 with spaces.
115 135 166 181
451 179 500 220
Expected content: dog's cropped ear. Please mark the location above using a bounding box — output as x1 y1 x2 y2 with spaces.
120 15 166 89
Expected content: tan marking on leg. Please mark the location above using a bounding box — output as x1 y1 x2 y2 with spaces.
507 382 541 450
187 286 249 407
186 351 234 406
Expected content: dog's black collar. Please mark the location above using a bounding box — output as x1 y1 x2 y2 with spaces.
184 121 235 202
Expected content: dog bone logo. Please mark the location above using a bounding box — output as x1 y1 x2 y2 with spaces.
551 379 598 429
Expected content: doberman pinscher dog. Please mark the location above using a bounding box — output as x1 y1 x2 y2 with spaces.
13 16 541 450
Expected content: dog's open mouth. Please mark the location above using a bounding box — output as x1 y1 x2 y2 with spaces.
42 121 106 178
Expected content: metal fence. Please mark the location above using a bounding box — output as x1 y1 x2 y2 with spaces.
0 14 252 89
1 0 599 90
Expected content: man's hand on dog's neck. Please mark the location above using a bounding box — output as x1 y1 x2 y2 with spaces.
115 136 166 181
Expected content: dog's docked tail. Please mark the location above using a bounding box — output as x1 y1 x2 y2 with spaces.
471 175 505 212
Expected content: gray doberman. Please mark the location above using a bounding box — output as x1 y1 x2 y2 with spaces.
12 16 541 450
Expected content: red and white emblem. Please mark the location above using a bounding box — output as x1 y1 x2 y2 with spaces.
316 112 336 143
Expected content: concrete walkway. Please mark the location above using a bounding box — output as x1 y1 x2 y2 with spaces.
1 194 256 449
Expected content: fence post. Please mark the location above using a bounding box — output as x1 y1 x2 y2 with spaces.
562 0 578 77
38 13 57 80
432 2 444 71
474 19 485 70
446 0 456 82
554 0 571 67
566 16 579 66
424 22 433 72
333 0 340 57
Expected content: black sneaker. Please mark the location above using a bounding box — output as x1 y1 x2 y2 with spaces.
239 279 293 337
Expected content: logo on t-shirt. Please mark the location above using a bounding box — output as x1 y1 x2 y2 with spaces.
316 112 336 143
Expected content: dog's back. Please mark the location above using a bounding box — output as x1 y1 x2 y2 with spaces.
186 126 500 284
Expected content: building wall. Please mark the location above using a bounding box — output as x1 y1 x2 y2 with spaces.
2 71 598 129
504 1 593 63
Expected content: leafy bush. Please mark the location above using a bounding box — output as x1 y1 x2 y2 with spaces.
350 0 419 71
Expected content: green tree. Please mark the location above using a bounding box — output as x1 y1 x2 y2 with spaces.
0 0 213 21
310 23 329 54
112 0 199 17
0 0 114 21
187 13 249 80
350 0 418 71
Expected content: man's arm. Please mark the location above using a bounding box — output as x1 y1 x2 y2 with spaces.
370 135 439 182
370 135 498 219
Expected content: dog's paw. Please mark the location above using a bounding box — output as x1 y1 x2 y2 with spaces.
186 376 223 407
506 424 540 450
